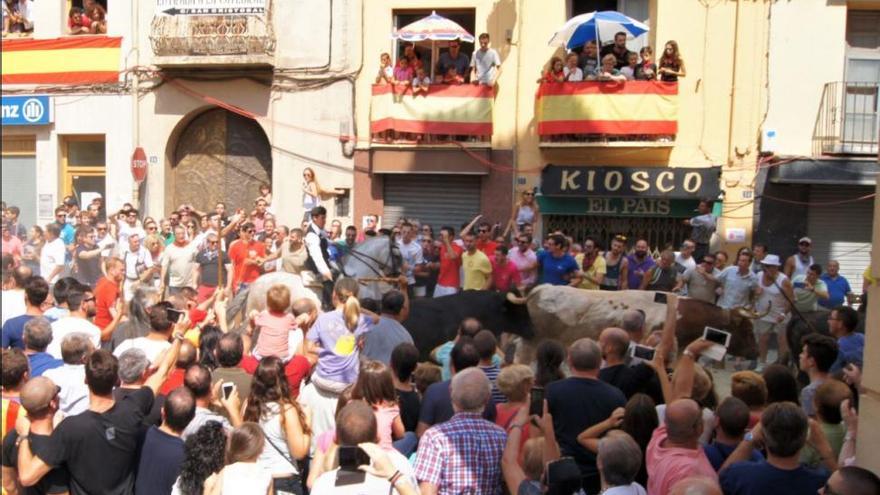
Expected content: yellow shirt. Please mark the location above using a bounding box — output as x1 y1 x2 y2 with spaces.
574 253 607 290
462 250 492 290
864 266 876 287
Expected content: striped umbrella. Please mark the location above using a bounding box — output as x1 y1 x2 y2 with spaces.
392 11 475 79
392 11 475 43
548 10 649 50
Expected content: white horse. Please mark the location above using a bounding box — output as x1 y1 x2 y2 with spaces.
338 235 402 301
226 236 400 327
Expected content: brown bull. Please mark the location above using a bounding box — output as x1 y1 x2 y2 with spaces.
511 286 759 359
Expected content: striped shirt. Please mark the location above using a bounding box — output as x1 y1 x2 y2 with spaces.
480 364 507 404
414 412 506 495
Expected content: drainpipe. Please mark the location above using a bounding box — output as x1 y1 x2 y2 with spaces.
132 0 141 210
726 0 741 167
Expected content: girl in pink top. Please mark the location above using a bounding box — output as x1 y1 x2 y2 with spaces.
351 361 404 450
249 284 303 362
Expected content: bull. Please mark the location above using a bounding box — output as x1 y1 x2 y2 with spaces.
509 285 760 359
401 291 534 361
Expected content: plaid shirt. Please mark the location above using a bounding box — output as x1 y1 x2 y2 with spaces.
414 412 507 495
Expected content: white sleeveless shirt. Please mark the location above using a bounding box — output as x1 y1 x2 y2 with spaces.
756 271 790 323
791 254 814 279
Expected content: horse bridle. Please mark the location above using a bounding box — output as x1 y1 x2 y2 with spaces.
342 237 401 279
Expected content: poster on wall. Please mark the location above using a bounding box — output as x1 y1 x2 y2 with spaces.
155 0 267 15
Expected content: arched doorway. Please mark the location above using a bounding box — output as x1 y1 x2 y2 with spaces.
172 108 272 213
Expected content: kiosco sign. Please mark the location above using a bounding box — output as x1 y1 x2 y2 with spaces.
541 165 721 199
1 95 52 126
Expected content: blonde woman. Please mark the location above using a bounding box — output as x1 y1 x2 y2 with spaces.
302 167 344 220
504 189 540 238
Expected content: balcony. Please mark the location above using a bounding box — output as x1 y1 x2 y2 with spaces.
814 81 879 156
149 10 275 68
536 81 678 147
370 84 493 146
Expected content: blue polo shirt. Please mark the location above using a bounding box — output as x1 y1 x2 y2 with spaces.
1 314 34 350
819 274 852 309
537 251 578 286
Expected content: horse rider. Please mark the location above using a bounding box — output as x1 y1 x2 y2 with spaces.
305 205 335 310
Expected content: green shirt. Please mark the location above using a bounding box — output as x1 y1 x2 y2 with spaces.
800 421 845 467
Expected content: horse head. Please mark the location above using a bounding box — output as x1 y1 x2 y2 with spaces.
340 235 403 300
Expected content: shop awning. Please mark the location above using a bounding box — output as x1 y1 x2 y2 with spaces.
2 36 123 85
536 81 678 135
770 157 878 186
370 84 494 136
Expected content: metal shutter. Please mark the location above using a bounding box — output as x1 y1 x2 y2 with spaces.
807 185 873 295
384 175 482 230
1 155 37 228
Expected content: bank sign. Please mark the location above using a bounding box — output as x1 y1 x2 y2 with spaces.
1 96 52 126
541 165 721 199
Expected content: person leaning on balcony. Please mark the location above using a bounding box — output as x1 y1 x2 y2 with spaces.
471 33 501 86
67 6 91 35
540 57 565 83
600 31 633 69
563 52 584 82
587 54 627 83
659 40 686 82
376 52 394 84
436 39 471 83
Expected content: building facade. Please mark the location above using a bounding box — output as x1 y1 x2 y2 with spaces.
759 0 878 295
2 0 361 230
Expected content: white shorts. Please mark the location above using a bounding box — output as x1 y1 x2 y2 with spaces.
433 284 458 298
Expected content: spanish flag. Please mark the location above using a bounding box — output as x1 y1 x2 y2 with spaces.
2 36 122 85
371 84 494 136
537 81 678 135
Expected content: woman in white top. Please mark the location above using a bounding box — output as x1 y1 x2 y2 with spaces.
755 255 794 369
505 189 540 239
302 167 343 221
209 423 273 495
243 357 312 494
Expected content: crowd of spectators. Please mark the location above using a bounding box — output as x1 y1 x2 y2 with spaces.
2 0 33 37
0 179 874 495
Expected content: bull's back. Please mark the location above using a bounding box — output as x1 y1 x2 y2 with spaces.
526 286 666 343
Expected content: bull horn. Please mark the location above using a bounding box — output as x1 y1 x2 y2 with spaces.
737 302 772 320
506 292 527 305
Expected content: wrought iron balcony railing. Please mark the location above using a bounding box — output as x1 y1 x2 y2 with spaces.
150 8 275 62
814 81 879 156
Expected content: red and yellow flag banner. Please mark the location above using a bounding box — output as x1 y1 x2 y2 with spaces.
536 81 678 135
371 84 494 136
2 36 122 85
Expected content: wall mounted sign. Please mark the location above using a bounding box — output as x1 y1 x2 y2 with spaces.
1 95 52 126
541 165 721 199
156 0 266 15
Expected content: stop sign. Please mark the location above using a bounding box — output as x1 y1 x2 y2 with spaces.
131 147 147 184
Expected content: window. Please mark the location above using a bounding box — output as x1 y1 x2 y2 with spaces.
843 10 880 154
569 0 650 53
62 136 106 208
392 9 477 80
335 188 351 219
66 0 108 35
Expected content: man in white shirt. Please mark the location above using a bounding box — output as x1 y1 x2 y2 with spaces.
397 222 425 298
122 233 156 301
117 209 146 254
470 33 502 86
40 224 66 285
48 286 101 358
95 221 116 259
311 401 417 493
42 332 94 417
1 265 29 326
113 305 173 363
159 226 198 297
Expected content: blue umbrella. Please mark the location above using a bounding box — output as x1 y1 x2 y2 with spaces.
548 11 649 51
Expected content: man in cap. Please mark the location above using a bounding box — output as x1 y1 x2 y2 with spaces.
784 237 814 279
1 377 69 494
753 254 794 370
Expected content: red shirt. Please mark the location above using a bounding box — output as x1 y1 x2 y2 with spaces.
490 257 521 292
159 368 186 395
93 276 119 330
240 355 309 398
476 239 498 258
437 243 464 288
228 239 265 288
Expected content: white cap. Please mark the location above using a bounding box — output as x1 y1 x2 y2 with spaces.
798 237 811 245
761 254 782 266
